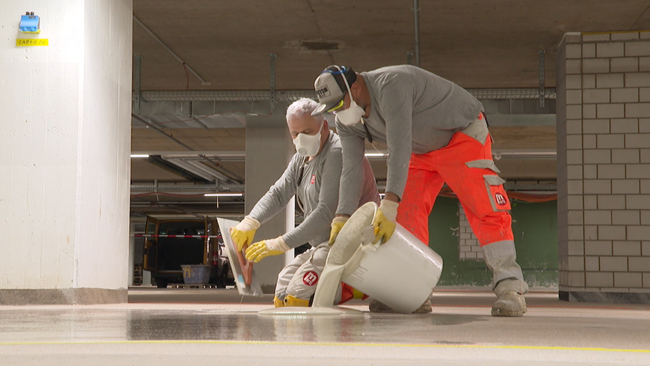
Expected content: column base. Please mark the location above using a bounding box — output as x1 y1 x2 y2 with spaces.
0 288 127 305
559 290 650 304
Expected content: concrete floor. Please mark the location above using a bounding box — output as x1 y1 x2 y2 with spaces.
1 288 649 366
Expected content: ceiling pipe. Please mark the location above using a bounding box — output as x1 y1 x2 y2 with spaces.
131 182 245 192
270 53 277 109
133 55 142 113
413 0 421 67
185 159 232 182
131 114 241 182
146 155 211 183
491 149 557 160
172 154 244 182
165 159 218 182
129 198 207 218
136 151 246 161
195 155 244 182
139 89 556 102
140 90 315 102
406 51 414 65
191 116 209 129
131 114 194 151
133 15 211 86
162 158 215 182
539 49 546 108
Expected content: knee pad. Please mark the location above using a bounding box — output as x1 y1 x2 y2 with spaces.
284 294 310 307
273 296 285 308
352 288 367 299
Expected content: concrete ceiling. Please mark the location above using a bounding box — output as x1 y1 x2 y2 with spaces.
133 0 650 90
130 0 650 217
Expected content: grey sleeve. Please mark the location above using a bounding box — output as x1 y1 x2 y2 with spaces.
336 123 366 216
282 148 342 248
380 77 414 200
248 155 300 224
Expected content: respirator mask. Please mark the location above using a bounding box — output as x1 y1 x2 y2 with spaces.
328 66 365 126
293 121 324 157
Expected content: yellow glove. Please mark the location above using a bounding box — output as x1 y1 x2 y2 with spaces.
245 236 290 263
372 200 398 244
328 216 349 246
230 216 260 252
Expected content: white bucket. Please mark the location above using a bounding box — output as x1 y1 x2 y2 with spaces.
315 202 443 313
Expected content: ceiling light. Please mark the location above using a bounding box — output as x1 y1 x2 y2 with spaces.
364 153 387 157
204 193 243 197
130 154 149 158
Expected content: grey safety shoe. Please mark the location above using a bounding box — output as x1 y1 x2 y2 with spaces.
413 299 433 313
369 299 432 314
491 290 527 317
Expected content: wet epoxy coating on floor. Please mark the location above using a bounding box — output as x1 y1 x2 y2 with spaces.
1 289 649 365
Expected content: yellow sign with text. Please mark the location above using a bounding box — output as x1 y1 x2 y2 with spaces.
16 39 48 47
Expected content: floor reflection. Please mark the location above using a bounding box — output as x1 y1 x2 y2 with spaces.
127 310 484 343
0 308 483 344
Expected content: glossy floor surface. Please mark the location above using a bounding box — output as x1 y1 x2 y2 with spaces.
1 288 649 365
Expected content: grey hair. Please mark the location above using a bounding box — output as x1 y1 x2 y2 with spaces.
286 98 325 123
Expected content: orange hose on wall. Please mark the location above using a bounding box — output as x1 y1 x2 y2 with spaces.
438 187 557 203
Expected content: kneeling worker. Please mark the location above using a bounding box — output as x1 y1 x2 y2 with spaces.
230 98 379 307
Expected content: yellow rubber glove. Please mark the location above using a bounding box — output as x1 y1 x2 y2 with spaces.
372 200 399 244
230 216 260 252
245 236 290 263
328 216 349 246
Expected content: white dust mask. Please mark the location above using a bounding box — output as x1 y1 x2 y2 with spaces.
293 122 323 157
335 99 364 126
333 66 364 126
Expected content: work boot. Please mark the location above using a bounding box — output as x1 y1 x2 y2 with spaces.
413 299 433 313
368 299 393 313
369 299 432 314
491 291 527 317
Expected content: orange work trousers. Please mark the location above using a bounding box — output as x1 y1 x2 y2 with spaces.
397 125 514 247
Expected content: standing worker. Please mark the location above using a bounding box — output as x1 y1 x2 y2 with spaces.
312 65 528 316
230 98 379 307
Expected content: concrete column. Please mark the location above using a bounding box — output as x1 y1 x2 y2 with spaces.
0 0 133 304
245 106 295 293
557 31 650 303
129 223 136 287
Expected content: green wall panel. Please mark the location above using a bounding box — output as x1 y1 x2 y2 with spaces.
427 197 558 288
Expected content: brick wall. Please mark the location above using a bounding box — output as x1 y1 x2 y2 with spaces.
458 202 484 261
557 31 650 303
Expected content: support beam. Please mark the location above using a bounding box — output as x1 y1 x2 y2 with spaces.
133 15 211 86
